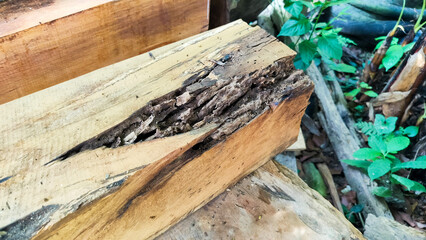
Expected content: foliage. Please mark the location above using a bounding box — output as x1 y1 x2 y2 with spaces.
343 114 426 196
279 0 356 72
343 204 365 226
373 36 414 71
344 82 378 100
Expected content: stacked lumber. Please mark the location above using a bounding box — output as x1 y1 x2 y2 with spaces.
0 0 209 104
1 21 314 239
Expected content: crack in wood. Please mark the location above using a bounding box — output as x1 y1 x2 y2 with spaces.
114 68 311 218
46 49 300 165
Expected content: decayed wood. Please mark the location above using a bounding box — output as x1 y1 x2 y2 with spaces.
34 84 312 240
0 0 209 104
158 161 365 240
0 20 313 239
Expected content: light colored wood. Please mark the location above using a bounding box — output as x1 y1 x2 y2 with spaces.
317 163 344 214
0 124 217 231
287 128 306 151
0 21 312 238
34 80 312 240
159 161 365 240
0 0 209 104
0 20 270 229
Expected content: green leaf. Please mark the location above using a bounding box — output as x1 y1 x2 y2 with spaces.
368 159 391 180
403 126 419 137
368 135 387 155
294 53 310 70
374 114 397 135
386 136 410 153
359 82 371 89
391 174 426 193
350 204 364 213
303 162 328 197
374 37 399 51
342 159 371 170
328 63 356 73
278 16 311 37
403 42 415 53
353 148 382 160
416 156 426 161
284 1 304 18
344 88 361 98
298 40 317 64
338 35 357 46
393 161 426 172
382 45 404 71
364 91 378 98
317 36 342 59
315 22 328 29
372 187 392 197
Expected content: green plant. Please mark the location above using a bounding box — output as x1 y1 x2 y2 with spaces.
344 82 378 100
372 0 426 71
373 36 414 71
343 114 426 197
342 204 365 227
278 0 356 73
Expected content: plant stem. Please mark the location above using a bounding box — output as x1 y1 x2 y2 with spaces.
391 0 405 35
414 0 426 32
308 5 325 40
358 212 365 228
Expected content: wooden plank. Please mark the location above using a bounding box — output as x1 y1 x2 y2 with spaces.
158 161 365 240
0 0 209 104
0 124 217 237
1 20 313 238
34 78 312 240
1 20 251 230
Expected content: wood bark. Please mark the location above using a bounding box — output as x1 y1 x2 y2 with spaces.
158 161 365 240
0 0 209 104
0 21 313 239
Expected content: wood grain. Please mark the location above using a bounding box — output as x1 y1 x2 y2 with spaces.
159 161 365 240
1 21 303 236
34 80 313 240
0 0 209 104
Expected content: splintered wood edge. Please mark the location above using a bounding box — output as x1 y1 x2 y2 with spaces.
34 81 314 240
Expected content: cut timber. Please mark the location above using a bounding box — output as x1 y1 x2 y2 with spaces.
0 20 313 239
158 161 365 240
0 0 209 104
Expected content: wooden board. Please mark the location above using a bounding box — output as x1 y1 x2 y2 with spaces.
158 161 364 240
33 79 312 240
0 0 209 104
0 20 313 239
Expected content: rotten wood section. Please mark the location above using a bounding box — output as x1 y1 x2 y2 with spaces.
0 0 209 104
158 161 365 240
0 21 313 239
